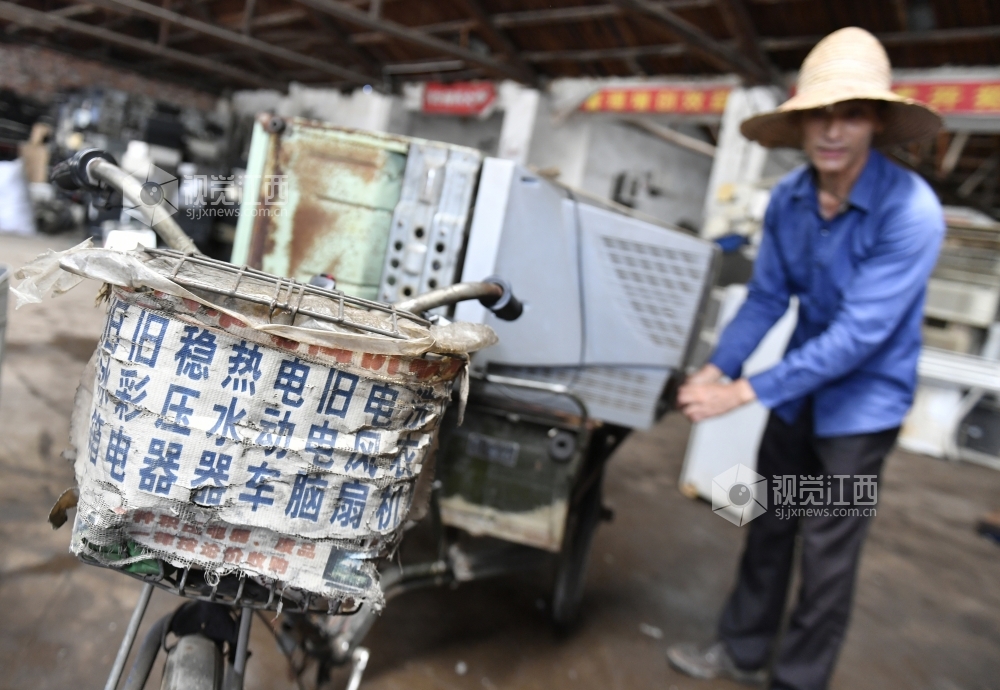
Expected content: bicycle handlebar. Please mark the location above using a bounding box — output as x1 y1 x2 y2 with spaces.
395 275 523 321
50 148 199 254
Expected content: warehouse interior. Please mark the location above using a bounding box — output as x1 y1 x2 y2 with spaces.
0 1 999 689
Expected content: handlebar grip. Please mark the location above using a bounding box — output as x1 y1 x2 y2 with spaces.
479 276 523 321
49 158 81 191
49 148 118 192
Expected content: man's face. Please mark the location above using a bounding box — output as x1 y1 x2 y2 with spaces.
801 100 882 175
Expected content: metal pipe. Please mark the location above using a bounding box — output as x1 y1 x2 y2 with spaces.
234 607 252 674
345 648 369 690
104 582 154 690
87 158 199 254
395 281 502 315
223 605 253 690
121 612 172 690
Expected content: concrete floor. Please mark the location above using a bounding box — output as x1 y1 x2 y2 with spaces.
1 232 999 690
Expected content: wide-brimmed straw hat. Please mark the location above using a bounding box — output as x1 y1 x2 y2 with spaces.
740 27 942 149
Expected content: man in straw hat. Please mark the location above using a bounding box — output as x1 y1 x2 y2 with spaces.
668 27 944 689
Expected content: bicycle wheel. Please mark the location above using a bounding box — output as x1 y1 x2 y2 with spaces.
551 469 604 630
160 634 222 690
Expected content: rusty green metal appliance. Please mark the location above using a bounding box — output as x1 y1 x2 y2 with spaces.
232 114 482 303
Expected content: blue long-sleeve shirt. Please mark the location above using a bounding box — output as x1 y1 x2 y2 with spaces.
710 150 944 437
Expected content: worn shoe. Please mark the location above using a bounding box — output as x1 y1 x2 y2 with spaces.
666 641 767 685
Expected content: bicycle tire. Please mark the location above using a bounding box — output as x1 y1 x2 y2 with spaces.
160 634 222 690
551 470 604 630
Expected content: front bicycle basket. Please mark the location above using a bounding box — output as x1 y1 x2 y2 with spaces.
50 247 495 611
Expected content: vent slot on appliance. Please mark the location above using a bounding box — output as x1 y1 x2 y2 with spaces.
601 236 704 352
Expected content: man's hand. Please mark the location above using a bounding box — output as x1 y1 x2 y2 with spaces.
677 377 756 423
685 363 724 386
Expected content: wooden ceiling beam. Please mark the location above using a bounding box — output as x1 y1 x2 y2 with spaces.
350 18 476 44
213 8 309 31
67 0 374 84
493 5 622 29
609 0 771 83
523 24 1000 65
398 67 488 83
35 35 228 93
290 0 531 83
158 0 171 45
382 58 465 75
50 3 100 18
0 0 279 88
715 0 779 80
165 9 379 74
763 25 1000 51
250 8 309 29
4 1 97 35
453 0 536 84
301 6 381 76
522 42 690 63
497 4 622 27
344 1 809 46
494 0 713 28
254 28 327 42
346 2 716 44
241 0 256 35
491 0 806 29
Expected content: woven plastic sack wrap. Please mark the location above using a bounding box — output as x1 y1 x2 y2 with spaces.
17 243 497 608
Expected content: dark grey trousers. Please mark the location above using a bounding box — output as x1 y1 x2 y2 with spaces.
718 407 899 690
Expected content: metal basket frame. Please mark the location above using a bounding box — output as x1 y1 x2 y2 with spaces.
78 552 361 615
143 248 430 341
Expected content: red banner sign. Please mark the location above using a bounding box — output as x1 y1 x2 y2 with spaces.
892 81 1000 114
580 86 732 114
579 80 1000 116
422 82 497 116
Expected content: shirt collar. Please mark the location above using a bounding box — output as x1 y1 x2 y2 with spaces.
792 149 882 214
846 150 882 213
